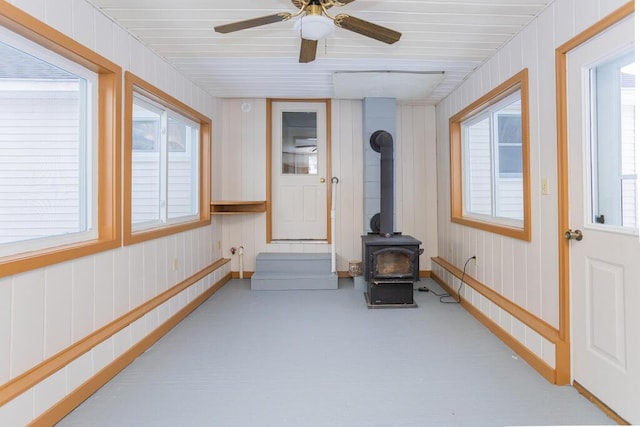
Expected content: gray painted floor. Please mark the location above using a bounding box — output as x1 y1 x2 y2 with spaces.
58 279 614 427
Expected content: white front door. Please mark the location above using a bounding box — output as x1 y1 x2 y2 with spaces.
566 14 639 423
271 101 328 240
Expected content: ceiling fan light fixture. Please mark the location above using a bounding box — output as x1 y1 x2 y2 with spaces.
294 14 336 41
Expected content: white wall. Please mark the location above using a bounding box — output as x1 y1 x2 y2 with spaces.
435 0 629 369
0 1 226 425
214 99 439 274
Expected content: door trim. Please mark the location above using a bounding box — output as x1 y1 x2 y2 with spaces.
554 1 634 385
266 98 333 243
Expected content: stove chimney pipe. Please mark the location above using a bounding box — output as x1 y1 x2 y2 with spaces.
370 130 394 238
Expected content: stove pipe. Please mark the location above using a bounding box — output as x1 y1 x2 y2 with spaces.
370 130 394 238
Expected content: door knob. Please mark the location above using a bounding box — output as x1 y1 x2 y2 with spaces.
564 229 583 241
320 177 326 183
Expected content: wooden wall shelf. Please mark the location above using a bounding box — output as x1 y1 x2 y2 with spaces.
211 201 266 215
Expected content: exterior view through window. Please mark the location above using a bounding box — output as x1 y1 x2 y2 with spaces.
589 52 636 231
281 111 318 175
462 92 524 223
0 34 97 255
131 93 200 230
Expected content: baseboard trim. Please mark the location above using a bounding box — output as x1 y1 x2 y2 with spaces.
573 381 630 425
231 271 253 279
31 270 232 426
420 270 432 278
431 257 558 343
235 271 358 279
430 271 556 383
0 258 230 408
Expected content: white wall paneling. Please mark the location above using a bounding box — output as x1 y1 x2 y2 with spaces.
0 0 223 424
0 277 11 384
333 100 364 269
43 263 73 359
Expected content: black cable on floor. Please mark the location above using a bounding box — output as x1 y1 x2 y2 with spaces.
418 256 475 304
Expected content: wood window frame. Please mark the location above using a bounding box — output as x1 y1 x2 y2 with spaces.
123 72 211 245
0 1 121 278
450 68 532 241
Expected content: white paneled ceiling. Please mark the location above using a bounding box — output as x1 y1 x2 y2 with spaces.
87 0 553 103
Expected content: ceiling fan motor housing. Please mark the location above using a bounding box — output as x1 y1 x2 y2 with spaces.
295 4 336 41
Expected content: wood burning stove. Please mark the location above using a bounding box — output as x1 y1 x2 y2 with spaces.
363 233 421 306
363 130 423 307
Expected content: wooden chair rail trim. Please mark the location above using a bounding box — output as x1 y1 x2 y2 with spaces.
31 271 233 426
0 258 230 407
430 270 556 384
431 256 559 343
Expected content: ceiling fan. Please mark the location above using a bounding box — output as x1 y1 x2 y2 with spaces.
214 0 402 63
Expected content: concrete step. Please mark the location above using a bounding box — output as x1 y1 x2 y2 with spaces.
251 272 338 290
251 252 338 290
255 252 332 274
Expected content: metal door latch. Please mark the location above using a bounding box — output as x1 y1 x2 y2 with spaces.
564 229 583 241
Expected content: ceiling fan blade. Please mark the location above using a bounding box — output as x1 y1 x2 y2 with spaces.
299 38 318 63
214 13 290 34
334 14 401 44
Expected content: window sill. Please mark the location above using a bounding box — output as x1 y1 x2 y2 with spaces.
452 215 531 241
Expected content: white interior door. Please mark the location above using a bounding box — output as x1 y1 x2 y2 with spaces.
272 101 328 240
566 14 639 423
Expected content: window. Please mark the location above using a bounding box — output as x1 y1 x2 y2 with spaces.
131 96 199 227
281 112 318 175
0 5 121 277
124 72 211 245
450 69 531 241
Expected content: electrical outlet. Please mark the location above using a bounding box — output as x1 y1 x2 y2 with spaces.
173 258 178 271
473 255 477 265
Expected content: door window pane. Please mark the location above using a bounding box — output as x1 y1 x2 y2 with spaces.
281 111 318 175
589 52 636 230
